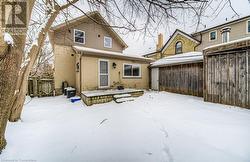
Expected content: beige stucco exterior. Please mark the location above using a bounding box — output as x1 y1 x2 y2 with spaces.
193 18 250 51
54 44 76 94
76 55 149 92
51 12 151 94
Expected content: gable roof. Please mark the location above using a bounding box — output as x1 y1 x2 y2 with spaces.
192 15 250 35
161 29 200 52
143 29 200 57
50 11 128 48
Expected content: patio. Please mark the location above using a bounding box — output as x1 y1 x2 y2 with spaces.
81 89 144 106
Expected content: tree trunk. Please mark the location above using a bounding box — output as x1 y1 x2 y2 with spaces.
0 37 25 152
0 1 35 152
8 0 79 121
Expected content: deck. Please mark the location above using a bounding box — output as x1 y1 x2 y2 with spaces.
81 89 144 106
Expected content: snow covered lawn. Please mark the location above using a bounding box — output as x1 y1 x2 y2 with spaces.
1 91 250 162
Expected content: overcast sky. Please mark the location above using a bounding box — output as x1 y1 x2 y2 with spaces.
121 0 250 56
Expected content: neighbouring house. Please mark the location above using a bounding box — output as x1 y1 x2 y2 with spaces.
49 11 152 95
144 15 250 60
146 15 250 108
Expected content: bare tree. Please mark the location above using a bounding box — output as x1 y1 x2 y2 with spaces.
0 0 239 152
0 0 79 152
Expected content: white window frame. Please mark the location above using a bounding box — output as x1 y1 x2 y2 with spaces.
247 20 250 34
123 63 141 78
74 29 85 44
221 31 230 43
104 36 112 48
98 59 110 88
209 30 217 41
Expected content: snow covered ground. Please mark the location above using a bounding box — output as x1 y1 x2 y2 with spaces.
1 91 250 162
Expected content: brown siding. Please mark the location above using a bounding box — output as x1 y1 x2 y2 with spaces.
204 48 250 108
53 19 124 52
159 63 203 97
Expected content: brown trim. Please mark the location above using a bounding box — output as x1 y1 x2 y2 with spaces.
152 60 203 68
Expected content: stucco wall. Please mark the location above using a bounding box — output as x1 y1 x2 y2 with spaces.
162 34 197 58
79 55 150 91
54 44 76 94
53 18 124 53
194 19 250 51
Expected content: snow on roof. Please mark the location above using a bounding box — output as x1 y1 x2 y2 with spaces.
151 52 203 67
204 36 250 50
73 46 153 62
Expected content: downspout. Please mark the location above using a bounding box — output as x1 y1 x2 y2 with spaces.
194 32 202 51
79 52 82 94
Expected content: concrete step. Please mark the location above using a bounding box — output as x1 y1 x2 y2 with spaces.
115 97 136 103
113 93 132 99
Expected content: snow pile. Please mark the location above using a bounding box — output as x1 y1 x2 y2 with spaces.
151 52 203 67
4 33 14 46
73 46 153 61
1 92 250 162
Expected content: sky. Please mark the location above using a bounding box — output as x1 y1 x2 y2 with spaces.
120 0 250 56
55 0 250 56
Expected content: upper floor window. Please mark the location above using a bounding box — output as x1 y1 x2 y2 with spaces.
221 27 230 43
175 41 182 54
104 36 112 48
123 64 141 77
209 31 217 41
247 20 250 33
74 29 85 44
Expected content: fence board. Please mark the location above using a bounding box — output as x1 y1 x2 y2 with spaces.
159 62 203 97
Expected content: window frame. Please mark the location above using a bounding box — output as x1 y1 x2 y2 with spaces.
247 20 250 34
98 59 110 88
123 63 141 78
209 30 217 41
221 31 230 43
175 41 182 54
74 29 85 44
104 36 112 48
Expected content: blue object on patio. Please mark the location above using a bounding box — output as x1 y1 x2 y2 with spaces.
70 97 81 103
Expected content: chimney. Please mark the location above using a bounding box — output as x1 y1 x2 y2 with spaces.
156 33 163 51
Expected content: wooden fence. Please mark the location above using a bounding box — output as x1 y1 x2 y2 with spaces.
204 49 250 108
159 63 203 97
204 39 250 108
28 77 55 97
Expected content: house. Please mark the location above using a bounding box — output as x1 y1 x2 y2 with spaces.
146 15 250 108
144 15 250 60
49 11 152 95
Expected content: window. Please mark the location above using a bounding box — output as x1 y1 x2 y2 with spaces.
123 64 141 77
221 31 230 43
104 36 112 48
175 41 182 54
221 27 230 43
247 20 250 33
74 29 85 44
209 31 217 41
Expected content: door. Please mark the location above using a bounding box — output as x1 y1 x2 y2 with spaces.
99 59 109 88
151 68 159 90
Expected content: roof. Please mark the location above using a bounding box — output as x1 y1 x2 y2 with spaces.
73 46 153 63
193 15 250 35
142 51 159 57
151 52 203 67
161 29 200 52
143 29 200 57
51 11 128 49
204 36 250 51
